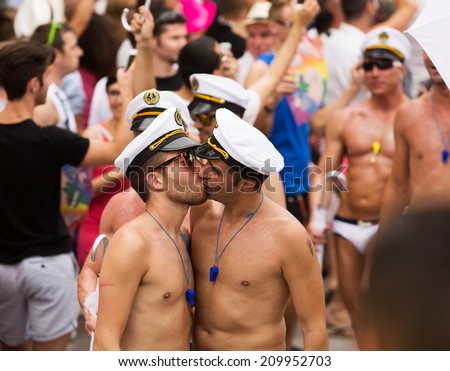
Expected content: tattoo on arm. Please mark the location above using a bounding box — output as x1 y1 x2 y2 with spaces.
307 238 314 257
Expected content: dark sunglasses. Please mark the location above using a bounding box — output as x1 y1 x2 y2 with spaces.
192 112 215 127
362 60 402 72
154 152 198 170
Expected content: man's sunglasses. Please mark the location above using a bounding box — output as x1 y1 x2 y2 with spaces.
362 60 402 72
154 152 198 171
192 112 215 127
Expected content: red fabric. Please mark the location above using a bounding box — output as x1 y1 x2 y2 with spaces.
76 124 130 267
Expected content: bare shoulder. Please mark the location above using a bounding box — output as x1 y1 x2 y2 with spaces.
263 198 308 239
108 218 148 250
395 93 430 131
328 101 367 134
100 189 145 234
340 100 369 121
262 199 314 259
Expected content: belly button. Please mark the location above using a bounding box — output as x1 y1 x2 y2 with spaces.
241 281 250 287
418 153 423 160
163 292 171 299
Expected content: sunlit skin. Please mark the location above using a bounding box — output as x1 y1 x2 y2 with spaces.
59 31 84 75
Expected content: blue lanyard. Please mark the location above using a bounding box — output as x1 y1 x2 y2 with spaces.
145 210 195 305
210 193 265 282
432 90 450 164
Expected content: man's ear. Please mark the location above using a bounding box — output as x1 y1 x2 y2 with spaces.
29 77 40 93
146 171 165 192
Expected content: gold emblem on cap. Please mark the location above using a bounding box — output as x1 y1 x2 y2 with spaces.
143 89 160 105
174 108 183 126
378 31 389 43
192 77 199 91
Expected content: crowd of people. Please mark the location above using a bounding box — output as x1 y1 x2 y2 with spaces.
0 0 449 352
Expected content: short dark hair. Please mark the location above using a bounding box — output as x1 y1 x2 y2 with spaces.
128 151 167 202
30 22 73 52
0 6 16 42
0 41 55 100
106 72 118 91
365 207 450 350
341 0 368 21
178 36 220 89
152 8 186 38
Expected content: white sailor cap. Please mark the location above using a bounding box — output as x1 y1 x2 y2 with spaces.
188 74 250 117
194 108 284 176
361 26 412 62
126 89 193 132
245 1 271 27
115 107 199 177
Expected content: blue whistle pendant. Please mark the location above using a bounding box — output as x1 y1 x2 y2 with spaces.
209 265 219 282
443 149 449 164
186 288 195 306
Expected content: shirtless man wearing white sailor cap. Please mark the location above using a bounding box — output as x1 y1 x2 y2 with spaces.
93 107 206 350
190 109 328 350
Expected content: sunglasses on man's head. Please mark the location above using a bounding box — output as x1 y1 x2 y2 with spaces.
154 152 198 171
362 60 402 72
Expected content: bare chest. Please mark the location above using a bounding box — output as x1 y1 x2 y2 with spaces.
191 219 282 290
408 114 450 164
141 238 193 303
343 117 395 159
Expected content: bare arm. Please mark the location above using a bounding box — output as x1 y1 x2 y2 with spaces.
372 0 417 31
131 6 156 96
247 0 321 107
308 108 346 243
281 225 328 350
379 104 411 231
310 62 364 135
68 0 96 37
81 68 134 167
93 228 149 350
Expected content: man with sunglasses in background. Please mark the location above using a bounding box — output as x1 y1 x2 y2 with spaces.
93 107 206 350
308 26 411 348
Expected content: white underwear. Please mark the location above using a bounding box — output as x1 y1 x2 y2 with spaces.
332 215 379 255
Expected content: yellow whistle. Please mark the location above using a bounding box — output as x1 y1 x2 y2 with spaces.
372 140 381 156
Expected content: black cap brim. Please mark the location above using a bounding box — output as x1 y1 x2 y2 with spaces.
188 99 219 115
130 116 158 132
364 49 401 62
194 142 222 159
